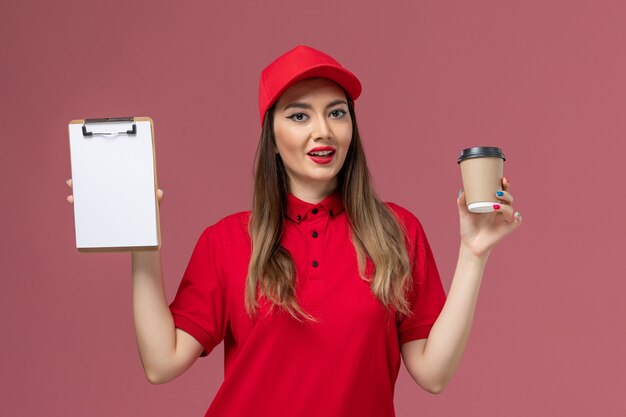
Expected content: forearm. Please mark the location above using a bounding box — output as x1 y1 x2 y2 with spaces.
421 243 489 392
131 250 177 383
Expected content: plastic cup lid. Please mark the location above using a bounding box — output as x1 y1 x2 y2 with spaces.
457 147 506 164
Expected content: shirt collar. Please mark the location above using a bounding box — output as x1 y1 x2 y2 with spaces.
286 189 345 223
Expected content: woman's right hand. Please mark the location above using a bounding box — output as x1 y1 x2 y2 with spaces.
65 178 165 205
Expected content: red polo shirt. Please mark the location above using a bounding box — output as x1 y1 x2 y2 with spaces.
168 190 447 417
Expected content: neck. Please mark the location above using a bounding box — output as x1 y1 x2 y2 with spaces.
288 179 338 204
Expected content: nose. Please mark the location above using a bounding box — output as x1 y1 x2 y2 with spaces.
311 113 332 141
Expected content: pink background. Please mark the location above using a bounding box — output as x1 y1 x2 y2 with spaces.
2 0 625 416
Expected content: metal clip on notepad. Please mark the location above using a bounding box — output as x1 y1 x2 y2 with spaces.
82 117 137 136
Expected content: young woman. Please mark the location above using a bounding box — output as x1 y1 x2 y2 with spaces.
66 45 522 417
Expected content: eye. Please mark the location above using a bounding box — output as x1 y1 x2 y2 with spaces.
330 109 347 118
287 112 308 122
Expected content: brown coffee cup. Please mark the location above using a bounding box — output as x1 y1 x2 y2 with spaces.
457 147 506 213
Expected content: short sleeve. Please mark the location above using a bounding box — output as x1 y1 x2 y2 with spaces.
389 204 447 345
169 225 228 357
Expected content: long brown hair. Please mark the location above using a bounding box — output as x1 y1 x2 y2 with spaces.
246 87 412 322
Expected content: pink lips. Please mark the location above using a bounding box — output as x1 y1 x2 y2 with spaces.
308 154 335 164
307 146 336 165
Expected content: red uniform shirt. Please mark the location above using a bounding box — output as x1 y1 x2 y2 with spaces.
168 190 447 417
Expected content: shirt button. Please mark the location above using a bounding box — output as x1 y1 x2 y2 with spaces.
312 260 319 268
296 215 302 221
312 208 319 214
312 231 318 238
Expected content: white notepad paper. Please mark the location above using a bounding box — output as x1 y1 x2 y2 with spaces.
68 118 160 252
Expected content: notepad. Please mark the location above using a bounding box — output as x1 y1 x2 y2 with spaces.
68 117 161 252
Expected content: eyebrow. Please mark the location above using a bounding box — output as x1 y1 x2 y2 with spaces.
282 99 348 112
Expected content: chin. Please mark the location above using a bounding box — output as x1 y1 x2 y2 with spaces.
310 171 339 180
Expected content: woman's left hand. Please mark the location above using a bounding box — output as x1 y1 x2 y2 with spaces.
457 177 522 259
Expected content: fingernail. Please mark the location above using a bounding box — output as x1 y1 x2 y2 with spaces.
493 204 501 210
457 188 463 197
517 211 522 219
496 191 504 197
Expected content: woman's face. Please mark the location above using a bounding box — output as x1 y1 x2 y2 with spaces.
273 78 352 197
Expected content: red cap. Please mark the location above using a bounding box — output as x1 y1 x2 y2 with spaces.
258 45 362 126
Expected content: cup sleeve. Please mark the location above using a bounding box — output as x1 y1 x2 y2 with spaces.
395 208 447 345
168 225 228 357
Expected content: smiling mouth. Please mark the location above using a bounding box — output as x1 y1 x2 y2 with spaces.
307 151 335 165
307 150 335 157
